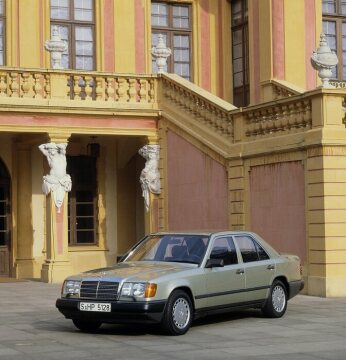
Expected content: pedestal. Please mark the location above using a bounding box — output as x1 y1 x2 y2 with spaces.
41 192 73 283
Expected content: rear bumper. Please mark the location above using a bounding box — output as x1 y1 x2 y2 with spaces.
56 298 166 324
288 280 304 299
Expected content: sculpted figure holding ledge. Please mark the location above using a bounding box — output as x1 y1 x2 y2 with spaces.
39 143 72 211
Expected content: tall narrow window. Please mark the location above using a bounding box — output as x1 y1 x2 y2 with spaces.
50 0 95 70
67 156 97 245
231 0 249 107
0 0 5 65
322 0 346 79
151 1 192 81
0 160 11 277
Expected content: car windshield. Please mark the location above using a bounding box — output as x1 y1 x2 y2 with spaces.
124 234 210 265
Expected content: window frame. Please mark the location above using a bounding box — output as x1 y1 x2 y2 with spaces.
67 155 98 246
210 236 239 266
0 0 6 66
234 235 270 263
231 0 249 107
322 0 346 79
151 1 193 81
50 0 96 70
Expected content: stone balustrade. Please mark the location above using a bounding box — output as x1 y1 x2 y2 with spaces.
329 80 346 89
161 74 235 140
244 99 312 139
0 68 157 104
0 70 47 98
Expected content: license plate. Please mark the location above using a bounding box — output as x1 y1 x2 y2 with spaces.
79 302 111 312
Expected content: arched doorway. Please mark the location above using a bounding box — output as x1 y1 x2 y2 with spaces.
0 159 11 277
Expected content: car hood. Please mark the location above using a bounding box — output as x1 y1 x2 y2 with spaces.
69 261 195 283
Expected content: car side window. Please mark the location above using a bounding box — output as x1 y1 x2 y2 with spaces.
255 241 270 260
210 237 238 265
235 236 270 263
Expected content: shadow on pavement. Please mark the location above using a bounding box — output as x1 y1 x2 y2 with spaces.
33 308 264 336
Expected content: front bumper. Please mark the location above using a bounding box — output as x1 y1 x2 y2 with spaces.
56 298 167 324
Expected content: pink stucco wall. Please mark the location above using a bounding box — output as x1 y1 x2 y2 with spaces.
167 131 228 231
249 162 306 262
0 114 156 130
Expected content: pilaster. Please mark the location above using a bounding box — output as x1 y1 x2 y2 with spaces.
229 158 246 230
158 120 168 231
41 193 73 282
14 142 38 278
307 146 346 297
97 144 107 250
40 133 73 283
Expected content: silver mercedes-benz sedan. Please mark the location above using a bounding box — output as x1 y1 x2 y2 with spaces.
56 231 304 335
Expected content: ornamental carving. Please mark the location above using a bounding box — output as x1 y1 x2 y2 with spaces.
139 145 161 212
39 143 72 211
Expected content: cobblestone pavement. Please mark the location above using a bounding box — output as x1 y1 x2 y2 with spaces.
0 281 346 360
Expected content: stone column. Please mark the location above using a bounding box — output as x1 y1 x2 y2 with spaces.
40 134 73 283
15 143 37 278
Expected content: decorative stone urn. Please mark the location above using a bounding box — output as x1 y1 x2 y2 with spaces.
45 26 68 69
151 34 172 73
311 32 338 88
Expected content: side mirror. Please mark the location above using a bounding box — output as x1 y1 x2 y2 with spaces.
205 258 224 268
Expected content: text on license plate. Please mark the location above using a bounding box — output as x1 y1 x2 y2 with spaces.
79 302 111 312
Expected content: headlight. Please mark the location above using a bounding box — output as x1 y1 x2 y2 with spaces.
120 282 157 299
62 280 81 298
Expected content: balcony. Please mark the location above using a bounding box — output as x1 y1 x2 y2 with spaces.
0 67 345 156
0 68 158 117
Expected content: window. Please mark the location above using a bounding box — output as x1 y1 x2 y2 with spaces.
210 237 238 266
67 155 97 245
0 0 5 65
0 161 10 248
151 1 192 80
235 236 269 263
50 0 95 70
323 0 346 79
231 0 249 107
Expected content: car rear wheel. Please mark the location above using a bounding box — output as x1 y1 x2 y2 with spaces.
262 280 287 318
72 319 102 332
161 290 193 335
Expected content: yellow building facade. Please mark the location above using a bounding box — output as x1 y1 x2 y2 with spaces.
0 0 345 297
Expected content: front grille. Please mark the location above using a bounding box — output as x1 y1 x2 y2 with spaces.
80 281 119 299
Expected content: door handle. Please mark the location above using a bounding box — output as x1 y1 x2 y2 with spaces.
236 269 244 275
267 264 275 270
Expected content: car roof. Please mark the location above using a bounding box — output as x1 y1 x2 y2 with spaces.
151 230 257 237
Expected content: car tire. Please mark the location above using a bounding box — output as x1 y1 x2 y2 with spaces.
161 290 193 335
72 319 102 332
262 280 288 318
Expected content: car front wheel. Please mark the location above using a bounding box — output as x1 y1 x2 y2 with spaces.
72 319 102 332
262 280 287 318
161 290 193 335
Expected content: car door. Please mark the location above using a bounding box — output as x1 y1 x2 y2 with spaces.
203 236 246 309
234 235 276 302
